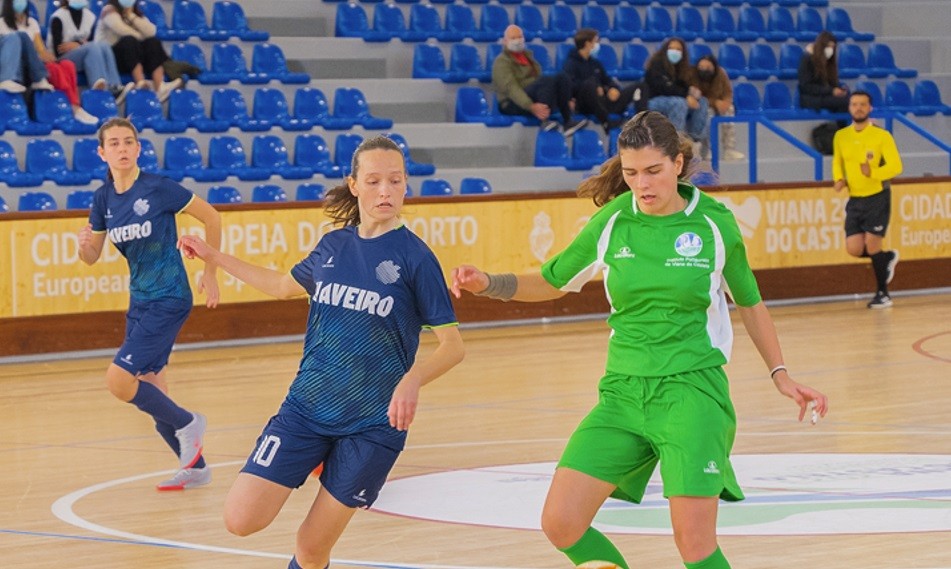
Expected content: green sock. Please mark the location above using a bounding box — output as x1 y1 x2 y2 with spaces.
684 546 730 569
558 527 629 569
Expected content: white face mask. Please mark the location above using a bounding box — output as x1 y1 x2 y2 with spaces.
506 39 525 53
824 46 835 60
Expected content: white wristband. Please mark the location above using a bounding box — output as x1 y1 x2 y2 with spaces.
769 365 787 379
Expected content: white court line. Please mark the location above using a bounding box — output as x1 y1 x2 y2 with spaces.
50 460 533 569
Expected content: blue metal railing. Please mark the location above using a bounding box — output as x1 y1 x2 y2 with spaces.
710 112 951 184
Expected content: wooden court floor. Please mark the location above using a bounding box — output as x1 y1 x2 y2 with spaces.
2 293 950 569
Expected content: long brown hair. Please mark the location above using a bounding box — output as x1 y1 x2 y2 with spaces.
323 136 406 227
645 37 694 84
810 30 839 87
97 117 140 181
577 111 695 206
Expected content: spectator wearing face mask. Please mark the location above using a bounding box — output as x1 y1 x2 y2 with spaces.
798 30 849 114
492 24 588 136
47 0 133 103
645 37 709 155
562 28 644 135
0 0 98 123
0 0 55 93
695 54 743 161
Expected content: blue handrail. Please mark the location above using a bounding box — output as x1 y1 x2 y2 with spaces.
884 113 951 173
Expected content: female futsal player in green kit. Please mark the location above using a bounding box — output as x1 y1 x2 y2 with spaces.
451 111 829 569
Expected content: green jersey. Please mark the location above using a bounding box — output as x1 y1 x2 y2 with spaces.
541 182 761 377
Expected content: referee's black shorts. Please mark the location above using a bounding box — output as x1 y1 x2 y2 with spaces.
845 187 891 237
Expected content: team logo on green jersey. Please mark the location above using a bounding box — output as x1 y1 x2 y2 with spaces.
674 232 703 257
613 246 636 259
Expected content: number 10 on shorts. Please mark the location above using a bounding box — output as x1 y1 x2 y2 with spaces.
253 435 281 467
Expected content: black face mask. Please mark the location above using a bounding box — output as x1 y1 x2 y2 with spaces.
698 69 715 81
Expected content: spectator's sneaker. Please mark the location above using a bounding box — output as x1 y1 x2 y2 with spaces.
0 79 26 93
73 107 99 125
157 78 183 103
722 149 745 161
156 466 211 491
92 78 108 90
175 412 207 469
885 250 899 284
867 291 893 310
563 118 588 137
112 82 135 105
541 120 559 132
135 79 152 91
31 78 54 91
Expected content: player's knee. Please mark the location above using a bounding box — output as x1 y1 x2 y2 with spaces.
672 528 715 563
105 371 135 401
223 508 266 537
540 509 584 549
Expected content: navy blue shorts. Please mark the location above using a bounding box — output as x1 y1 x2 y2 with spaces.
240 403 406 508
114 297 191 375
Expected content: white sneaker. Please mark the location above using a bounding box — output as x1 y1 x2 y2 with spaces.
135 79 152 91
73 107 99 125
114 81 135 105
156 466 211 491
92 78 108 90
157 78 183 103
0 79 26 93
722 149 745 161
31 78 54 91
174 412 207 469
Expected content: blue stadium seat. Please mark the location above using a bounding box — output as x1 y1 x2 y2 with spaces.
688 43 713 65
459 177 492 194
333 87 393 129
124 89 188 133
407 4 448 41
210 88 271 131
80 89 118 122
252 135 314 179
1 91 58 136
867 44 917 78
854 80 884 107
413 43 449 80
766 7 795 42
386 132 435 176
253 88 313 131
795 7 823 42
207 136 272 181
294 134 344 177
25 139 92 185
485 43 502 73
454 86 514 126
336 3 370 38
171 42 226 84
543 4 576 42
140 0 188 40
884 80 915 113
514 5 545 41
252 184 288 202
207 185 244 204
826 7 874 41
72 138 107 179
778 43 804 79
161 137 228 182
643 6 674 42
366 3 407 42
570 129 607 170
296 183 326 201
733 83 762 115
527 43 553 75
18 191 58 211
334 133 364 175
763 81 803 119
618 43 649 81
211 1 269 41
913 80 951 116
555 43 573 74
0 140 43 187
294 87 356 130
138 138 160 173
593 43 619 78
740 6 785 42
419 178 453 196
535 130 587 170
480 4 509 40
447 43 490 83
580 5 611 40
717 44 749 80
167 89 229 133
447 4 493 41
251 43 310 84
211 43 268 84
34 90 98 134
613 6 642 41
837 44 867 79
674 6 703 42
66 190 95 210
0 195 7 213
171 0 223 40
747 44 779 80
705 7 738 42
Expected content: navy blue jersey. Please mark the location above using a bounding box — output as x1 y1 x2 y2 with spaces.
89 173 194 303
288 225 458 434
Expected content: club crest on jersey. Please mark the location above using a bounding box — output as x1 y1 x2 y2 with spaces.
674 232 703 257
375 260 401 284
133 198 150 216
613 246 636 259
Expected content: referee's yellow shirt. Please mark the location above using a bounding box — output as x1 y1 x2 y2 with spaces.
832 123 903 198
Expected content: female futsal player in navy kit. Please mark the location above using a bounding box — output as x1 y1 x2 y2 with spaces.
78 117 221 491
178 135 465 569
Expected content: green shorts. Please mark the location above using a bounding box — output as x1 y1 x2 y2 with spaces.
558 367 744 504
